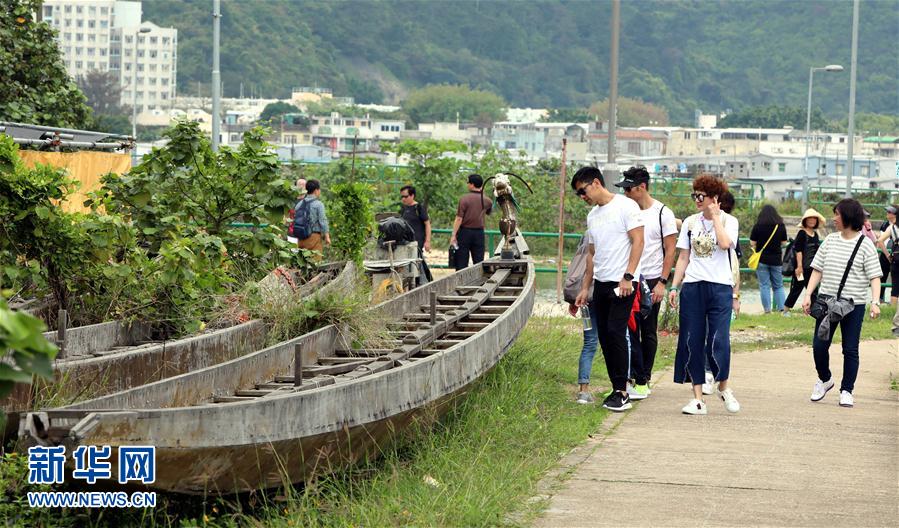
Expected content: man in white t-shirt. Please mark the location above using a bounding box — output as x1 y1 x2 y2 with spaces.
573 166 645 412
615 167 677 399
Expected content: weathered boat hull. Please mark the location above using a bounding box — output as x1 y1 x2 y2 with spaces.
21 258 533 494
5 262 355 438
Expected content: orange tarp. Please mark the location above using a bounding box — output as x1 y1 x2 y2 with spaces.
18 151 132 213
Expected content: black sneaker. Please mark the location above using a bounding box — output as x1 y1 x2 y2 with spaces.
602 391 633 412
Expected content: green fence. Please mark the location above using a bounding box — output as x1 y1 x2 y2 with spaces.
809 186 899 212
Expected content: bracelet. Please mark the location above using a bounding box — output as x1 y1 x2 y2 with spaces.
732 294 740 300
669 286 679 292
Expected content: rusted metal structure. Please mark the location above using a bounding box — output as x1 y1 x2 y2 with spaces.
5 262 355 439
20 238 534 494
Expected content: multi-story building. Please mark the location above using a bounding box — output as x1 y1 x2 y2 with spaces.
42 1 177 114
109 21 177 113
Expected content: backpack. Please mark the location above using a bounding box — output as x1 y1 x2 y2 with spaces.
563 235 594 304
782 238 797 276
292 199 312 240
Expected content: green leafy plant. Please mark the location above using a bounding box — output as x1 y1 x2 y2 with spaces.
327 182 375 267
0 297 57 399
0 0 92 128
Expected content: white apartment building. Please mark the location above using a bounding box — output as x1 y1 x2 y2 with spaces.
42 0 177 114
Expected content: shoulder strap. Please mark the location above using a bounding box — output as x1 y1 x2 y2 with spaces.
836 236 865 299
759 224 779 252
658 205 666 256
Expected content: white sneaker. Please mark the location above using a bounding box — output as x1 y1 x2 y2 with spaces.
717 388 741 413
810 378 835 402
626 382 649 400
839 390 854 407
701 372 714 395
681 399 707 415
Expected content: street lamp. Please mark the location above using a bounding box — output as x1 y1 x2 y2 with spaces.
802 64 843 210
131 26 152 166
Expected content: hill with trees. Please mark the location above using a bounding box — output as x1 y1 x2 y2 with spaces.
142 0 898 125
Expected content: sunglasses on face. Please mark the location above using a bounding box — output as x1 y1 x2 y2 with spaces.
400 194 410 199
690 192 707 202
575 180 596 197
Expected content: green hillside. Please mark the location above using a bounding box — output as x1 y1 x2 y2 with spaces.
143 0 898 124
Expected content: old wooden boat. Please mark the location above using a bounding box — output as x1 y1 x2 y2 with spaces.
20 236 534 494
4 261 355 438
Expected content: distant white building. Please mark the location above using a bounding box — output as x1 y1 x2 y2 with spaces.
43 1 177 114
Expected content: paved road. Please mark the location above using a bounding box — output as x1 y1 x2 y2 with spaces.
534 339 899 527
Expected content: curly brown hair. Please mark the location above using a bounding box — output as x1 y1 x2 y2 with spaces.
692 174 728 199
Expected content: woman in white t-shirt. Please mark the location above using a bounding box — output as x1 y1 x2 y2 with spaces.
667 175 741 415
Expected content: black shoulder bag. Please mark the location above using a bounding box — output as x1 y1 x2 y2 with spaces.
809 235 864 321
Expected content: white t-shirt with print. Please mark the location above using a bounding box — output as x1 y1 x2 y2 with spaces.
639 199 678 279
587 195 644 282
676 212 739 286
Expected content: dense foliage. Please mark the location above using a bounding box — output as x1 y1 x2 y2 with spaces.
143 0 898 123
0 299 58 400
402 85 507 125
0 0 92 128
326 182 375 267
718 105 828 130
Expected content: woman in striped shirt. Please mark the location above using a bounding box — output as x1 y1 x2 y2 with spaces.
802 198 882 408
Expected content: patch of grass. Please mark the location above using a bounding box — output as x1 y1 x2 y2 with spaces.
730 304 896 352
890 372 899 392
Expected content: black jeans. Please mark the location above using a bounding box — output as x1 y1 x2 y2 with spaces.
454 227 485 270
784 266 817 309
593 280 637 392
812 304 865 393
629 278 661 386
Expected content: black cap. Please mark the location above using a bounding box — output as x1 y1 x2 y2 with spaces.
614 168 650 189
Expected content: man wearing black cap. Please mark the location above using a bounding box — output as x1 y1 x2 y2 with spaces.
876 205 899 305
616 166 677 399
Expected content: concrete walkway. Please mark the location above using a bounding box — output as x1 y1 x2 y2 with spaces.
534 339 899 527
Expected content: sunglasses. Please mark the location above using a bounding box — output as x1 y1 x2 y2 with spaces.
400 194 410 199
575 181 595 197
690 192 707 202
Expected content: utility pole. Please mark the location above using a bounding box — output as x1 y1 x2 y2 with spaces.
211 0 221 152
845 0 860 198
605 0 620 181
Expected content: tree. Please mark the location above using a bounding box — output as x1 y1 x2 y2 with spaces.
588 97 670 127
718 105 827 130
401 85 506 125
0 0 92 127
347 77 384 105
259 101 302 125
78 70 128 115
541 108 592 122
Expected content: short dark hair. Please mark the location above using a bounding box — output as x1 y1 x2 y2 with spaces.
400 185 416 197
305 179 321 194
468 173 483 188
570 166 605 191
719 191 735 214
833 198 865 231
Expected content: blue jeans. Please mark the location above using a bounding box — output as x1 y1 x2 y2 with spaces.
756 263 786 312
812 304 865 393
674 282 733 384
577 302 599 385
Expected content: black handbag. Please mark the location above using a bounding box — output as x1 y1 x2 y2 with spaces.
810 236 864 321
448 244 457 268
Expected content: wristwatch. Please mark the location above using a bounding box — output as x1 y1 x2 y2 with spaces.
659 277 668 285
623 272 634 281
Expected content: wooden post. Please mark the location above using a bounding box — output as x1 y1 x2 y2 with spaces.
429 291 437 325
293 343 303 387
556 139 568 303
56 309 67 359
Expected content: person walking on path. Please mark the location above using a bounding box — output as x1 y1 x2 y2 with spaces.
449 174 493 270
784 208 826 314
803 198 882 408
399 185 433 284
750 205 788 314
875 205 898 306
573 166 644 412
565 230 599 404
615 166 677 400
668 175 741 415
293 179 331 261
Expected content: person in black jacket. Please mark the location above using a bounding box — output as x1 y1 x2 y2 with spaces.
750 205 788 313
784 208 826 314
